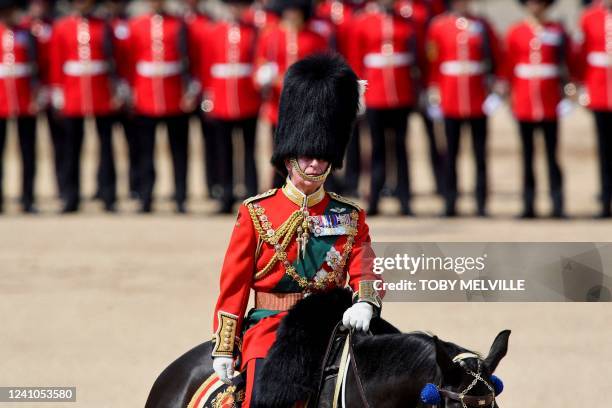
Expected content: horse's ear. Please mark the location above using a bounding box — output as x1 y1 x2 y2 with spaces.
434 336 461 384
484 330 511 373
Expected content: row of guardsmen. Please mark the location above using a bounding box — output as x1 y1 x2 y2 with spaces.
0 0 611 218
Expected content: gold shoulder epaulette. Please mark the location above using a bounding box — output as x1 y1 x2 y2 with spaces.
328 191 361 211
243 188 278 205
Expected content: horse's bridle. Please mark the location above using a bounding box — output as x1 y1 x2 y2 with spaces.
436 353 496 408
316 328 497 408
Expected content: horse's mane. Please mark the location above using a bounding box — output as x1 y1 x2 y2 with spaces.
353 331 481 378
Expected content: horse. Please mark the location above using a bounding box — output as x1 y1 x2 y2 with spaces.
145 290 510 408
145 330 509 408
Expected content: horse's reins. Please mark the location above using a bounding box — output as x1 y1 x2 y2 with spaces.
347 331 371 408
314 322 372 408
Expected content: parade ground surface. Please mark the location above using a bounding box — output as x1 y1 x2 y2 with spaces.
1 104 611 408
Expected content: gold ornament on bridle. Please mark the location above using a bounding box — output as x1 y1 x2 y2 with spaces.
290 158 332 183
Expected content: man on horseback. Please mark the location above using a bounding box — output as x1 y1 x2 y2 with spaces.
210 54 384 407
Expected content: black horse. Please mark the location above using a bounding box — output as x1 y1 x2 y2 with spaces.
145 330 509 408
145 290 510 408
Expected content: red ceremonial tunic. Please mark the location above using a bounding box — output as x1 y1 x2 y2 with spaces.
186 11 212 90
24 17 52 86
196 20 261 120
316 0 361 64
50 15 115 117
351 4 424 109
22 16 52 109
128 13 188 117
254 24 328 125
505 20 572 121
577 4 612 111
211 182 383 368
429 0 447 16
427 12 502 118
0 24 36 118
242 6 279 33
394 0 447 83
111 16 132 81
395 0 446 37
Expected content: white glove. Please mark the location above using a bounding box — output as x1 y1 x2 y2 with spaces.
212 356 234 384
51 87 64 110
254 62 279 88
342 302 374 332
357 79 368 116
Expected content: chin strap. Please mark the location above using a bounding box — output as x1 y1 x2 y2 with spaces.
290 158 331 182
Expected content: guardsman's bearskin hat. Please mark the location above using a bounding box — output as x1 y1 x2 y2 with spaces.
271 53 360 174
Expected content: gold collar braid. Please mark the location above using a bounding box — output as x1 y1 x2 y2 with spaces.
281 176 326 208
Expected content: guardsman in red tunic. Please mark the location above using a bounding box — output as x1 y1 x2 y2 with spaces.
253 0 329 187
395 0 447 196
351 0 425 216
50 0 119 213
243 0 279 32
315 0 362 71
186 0 220 201
0 0 38 213
210 55 383 407
196 0 261 214
24 0 65 200
427 0 502 217
316 0 366 197
505 0 572 218
101 0 140 201
128 0 200 213
577 0 612 218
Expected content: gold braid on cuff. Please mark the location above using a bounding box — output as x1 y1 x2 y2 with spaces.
356 280 382 309
212 311 240 357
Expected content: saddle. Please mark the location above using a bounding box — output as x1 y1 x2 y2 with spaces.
186 371 246 408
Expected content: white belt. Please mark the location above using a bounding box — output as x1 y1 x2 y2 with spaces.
0 63 34 78
587 52 612 68
136 61 183 77
210 63 253 79
440 60 486 76
363 52 413 69
63 60 109 76
514 63 560 79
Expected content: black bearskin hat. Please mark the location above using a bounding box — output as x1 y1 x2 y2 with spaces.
271 53 360 174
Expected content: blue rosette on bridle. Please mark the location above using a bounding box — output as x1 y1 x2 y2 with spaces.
419 375 504 405
420 383 442 405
